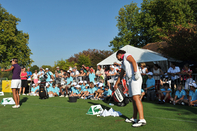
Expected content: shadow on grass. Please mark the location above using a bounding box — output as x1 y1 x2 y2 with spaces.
88 101 128 120
20 97 28 105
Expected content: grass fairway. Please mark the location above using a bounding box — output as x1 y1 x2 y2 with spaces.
0 93 197 131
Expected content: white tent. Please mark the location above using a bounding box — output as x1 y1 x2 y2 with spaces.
97 45 168 65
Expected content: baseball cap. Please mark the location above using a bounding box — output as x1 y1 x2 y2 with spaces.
189 83 197 88
56 66 59 68
79 81 83 84
46 83 49 86
46 68 49 70
32 84 35 86
110 65 114 68
83 81 87 83
147 72 153 76
99 83 103 87
75 85 81 88
38 81 41 83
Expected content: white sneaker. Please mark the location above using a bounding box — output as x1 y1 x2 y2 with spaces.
59 95 64 97
132 119 146 127
12 105 19 108
27 94 30 96
19 94 21 96
22 94 26 95
81 97 84 99
65 95 68 98
125 118 137 123
17 105 20 108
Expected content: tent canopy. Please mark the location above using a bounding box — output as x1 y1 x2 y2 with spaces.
97 45 168 66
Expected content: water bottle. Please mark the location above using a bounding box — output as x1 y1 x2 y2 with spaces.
109 103 114 106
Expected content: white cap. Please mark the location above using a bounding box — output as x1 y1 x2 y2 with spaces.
189 83 197 88
46 83 49 86
72 82 77 86
83 81 87 83
147 72 153 76
61 82 64 85
86 84 89 87
75 85 81 88
94 83 97 85
38 81 41 83
56 66 59 68
99 83 103 87
50 79 53 81
46 68 49 70
97 82 100 85
69 68 72 71
79 81 83 83
32 84 35 86
110 65 114 68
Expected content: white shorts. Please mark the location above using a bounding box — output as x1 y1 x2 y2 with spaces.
128 76 142 97
11 79 21 89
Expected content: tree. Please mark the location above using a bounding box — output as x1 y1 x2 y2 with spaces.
54 59 77 71
42 65 52 71
77 54 91 69
0 4 33 67
110 0 197 51
159 23 197 61
30 65 39 73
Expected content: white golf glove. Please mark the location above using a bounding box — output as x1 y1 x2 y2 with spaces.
134 72 140 80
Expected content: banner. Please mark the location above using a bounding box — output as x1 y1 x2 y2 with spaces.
1 97 15 105
2 80 12 93
86 105 103 115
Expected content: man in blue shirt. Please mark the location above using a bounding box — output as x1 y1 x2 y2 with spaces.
144 72 155 101
100 86 112 100
65 72 73 97
89 69 95 83
158 83 172 104
170 84 187 105
45 68 53 82
26 67 32 80
189 83 197 106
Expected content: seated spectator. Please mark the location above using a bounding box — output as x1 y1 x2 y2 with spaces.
144 72 155 101
189 83 197 106
100 86 112 100
46 83 53 96
94 83 104 100
158 83 172 104
81 84 89 99
70 85 80 97
65 72 73 97
89 69 96 83
28 84 39 96
107 65 117 89
52 83 59 97
170 84 188 105
140 89 145 101
87 82 95 99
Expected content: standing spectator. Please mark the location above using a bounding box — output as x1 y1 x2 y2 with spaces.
65 72 73 97
89 69 96 83
56 66 61 73
45 68 53 82
72 67 79 82
167 62 180 96
90 66 95 74
96 65 105 83
38 67 44 80
31 70 39 84
140 63 148 89
144 72 155 101
181 63 193 90
78 69 86 81
26 67 32 81
153 64 163 92
82 65 88 73
107 65 117 89
20 67 28 95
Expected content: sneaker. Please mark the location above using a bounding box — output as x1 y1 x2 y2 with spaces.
65 95 69 98
94 98 98 100
81 97 84 99
22 94 26 95
59 95 64 97
27 94 30 96
90 98 94 100
132 119 146 127
19 94 21 96
12 105 19 109
125 118 137 123
17 105 20 108
181 102 185 105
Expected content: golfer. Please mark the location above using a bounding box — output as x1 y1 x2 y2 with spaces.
114 50 146 127
1 58 21 108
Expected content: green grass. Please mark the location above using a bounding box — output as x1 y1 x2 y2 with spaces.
0 93 197 131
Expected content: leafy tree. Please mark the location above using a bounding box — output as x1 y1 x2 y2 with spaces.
54 59 77 71
77 54 91 69
30 65 39 73
110 0 197 51
42 65 52 71
159 23 197 61
0 4 33 67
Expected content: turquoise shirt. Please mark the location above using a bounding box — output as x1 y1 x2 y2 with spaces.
175 89 187 99
89 73 95 83
189 89 197 101
88 88 94 94
146 77 155 90
92 87 98 93
81 85 85 91
141 89 144 93
104 89 112 96
53 87 59 94
66 76 73 85
31 87 36 92
47 86 53 92
160 88 172 96
46 71 53 82
36 86 39 90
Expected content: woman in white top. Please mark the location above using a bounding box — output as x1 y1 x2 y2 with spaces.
31 70 39 84
153 64 163 92
114 50 146 128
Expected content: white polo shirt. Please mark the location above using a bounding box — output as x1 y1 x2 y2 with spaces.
121 53 140 78
167 66 180 80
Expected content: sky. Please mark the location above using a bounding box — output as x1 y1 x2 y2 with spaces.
1 0 143 67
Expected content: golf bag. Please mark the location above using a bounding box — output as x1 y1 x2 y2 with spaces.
39 81 48 99
112 79 129 107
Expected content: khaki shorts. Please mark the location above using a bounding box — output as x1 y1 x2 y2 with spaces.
62 84 71 89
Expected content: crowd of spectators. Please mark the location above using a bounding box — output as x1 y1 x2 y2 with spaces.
20 62 197 106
